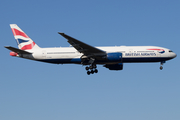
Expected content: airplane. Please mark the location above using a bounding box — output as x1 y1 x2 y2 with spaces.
5 24 177 75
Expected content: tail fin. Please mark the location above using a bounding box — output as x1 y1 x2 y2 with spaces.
10 24 40 50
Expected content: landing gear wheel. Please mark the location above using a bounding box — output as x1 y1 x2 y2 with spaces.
87 71 91 75
85 66 89 71
94 69 98 73
160 66 163 70
91 70 94 74
89 66 93 69
85 64 98 75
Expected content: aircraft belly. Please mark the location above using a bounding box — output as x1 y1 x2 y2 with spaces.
37 58 82 64
122 57 172 63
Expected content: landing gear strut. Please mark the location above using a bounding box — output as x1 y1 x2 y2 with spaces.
86 64 98 75
160 61 165 70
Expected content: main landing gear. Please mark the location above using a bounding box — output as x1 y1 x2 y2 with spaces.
85 64 98 75
160 61 165 70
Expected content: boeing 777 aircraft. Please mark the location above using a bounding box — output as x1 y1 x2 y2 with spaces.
5 24 177 75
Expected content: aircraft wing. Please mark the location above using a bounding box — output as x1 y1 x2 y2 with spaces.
4 46 32 54
58 33 106 57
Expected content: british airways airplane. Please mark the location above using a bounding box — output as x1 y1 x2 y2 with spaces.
5 24 177 75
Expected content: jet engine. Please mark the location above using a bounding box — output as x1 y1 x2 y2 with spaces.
104 63 123 70
106 52 122 62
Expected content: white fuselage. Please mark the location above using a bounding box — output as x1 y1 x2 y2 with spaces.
22 46 176 64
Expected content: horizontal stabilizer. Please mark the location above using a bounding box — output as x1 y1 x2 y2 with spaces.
4 46 32 54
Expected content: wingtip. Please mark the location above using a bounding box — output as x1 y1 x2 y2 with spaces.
4 46 10 48
58 32 65 35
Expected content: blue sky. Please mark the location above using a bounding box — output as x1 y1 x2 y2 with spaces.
0 0 179 120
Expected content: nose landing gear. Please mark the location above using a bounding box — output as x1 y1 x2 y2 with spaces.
160 66 163 70
160 61 165 70
86 64 98 75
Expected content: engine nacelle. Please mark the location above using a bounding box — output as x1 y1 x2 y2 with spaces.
107 52 122 62
104 63 123 70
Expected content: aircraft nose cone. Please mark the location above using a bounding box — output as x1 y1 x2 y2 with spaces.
174 53 177 58
169 52 177 59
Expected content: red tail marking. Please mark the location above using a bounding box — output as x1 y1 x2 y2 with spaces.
11 28 29 38
21 42 35 50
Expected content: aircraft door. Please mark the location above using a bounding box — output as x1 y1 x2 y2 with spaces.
42 50 46 58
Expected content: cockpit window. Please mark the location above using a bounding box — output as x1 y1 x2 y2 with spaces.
169 50 173 52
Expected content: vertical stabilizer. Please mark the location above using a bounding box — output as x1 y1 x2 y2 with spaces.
10 24 40 50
